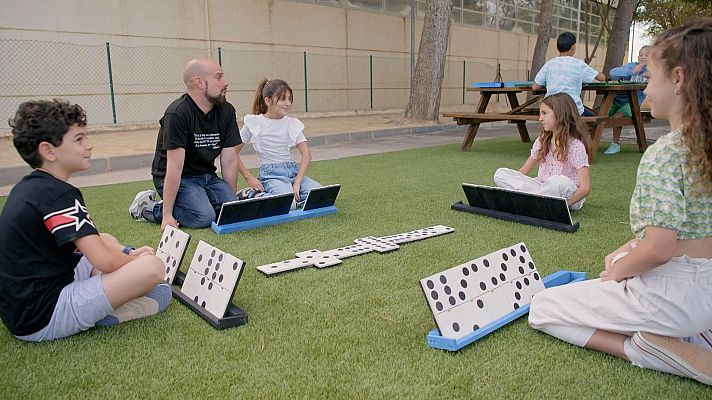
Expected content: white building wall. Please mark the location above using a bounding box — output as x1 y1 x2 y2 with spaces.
0 0 606 127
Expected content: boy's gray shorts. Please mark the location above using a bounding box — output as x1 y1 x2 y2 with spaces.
15 256 113 342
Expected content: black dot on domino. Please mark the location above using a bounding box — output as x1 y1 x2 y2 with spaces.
165 266 170 274
533 272 540 280
448 296 456 305
476 299 484 308
460 279 468 288
520 244 527 253
218 274 224 283
430 290 438 300
212 272 216 280
510 249 516 257
458 291 466 301
233 262 239 271
499 273 506 281
502 253 508 261
208 282 213 290
211 249 216 257
170 230 175 237
473 324 480 331
524 277 530 285
516 281 523 290
529 261 535 270
480 282 487 291
204 267 209 275
518 266 525 274
519 256 525 263
515 292 521 300
175 241 180 249
453 322 460 332
218 254 224 261
501 263 507 271
444 286 451 295
483 259 490 267
462 267 470 276
513 303 520 310
491 277 498 285
198 254 203 262
471 263 478 272
207 259 213 266
200 277 206 285
439 275 447 284
436 302 443 311
427 280 435 289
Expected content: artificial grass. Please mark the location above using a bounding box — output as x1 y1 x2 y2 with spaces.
1 136 708 399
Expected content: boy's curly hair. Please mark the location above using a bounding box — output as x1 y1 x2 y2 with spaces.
9 99 87 168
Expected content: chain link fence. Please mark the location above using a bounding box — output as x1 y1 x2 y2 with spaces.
1 39 530 133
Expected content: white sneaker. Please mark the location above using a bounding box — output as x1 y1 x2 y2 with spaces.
129 189 157 220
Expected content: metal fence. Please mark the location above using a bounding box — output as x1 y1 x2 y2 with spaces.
0 39 528 132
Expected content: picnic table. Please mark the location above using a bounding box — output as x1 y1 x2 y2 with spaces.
444 82 649 159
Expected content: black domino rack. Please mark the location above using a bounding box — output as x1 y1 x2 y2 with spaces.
170 271 248 330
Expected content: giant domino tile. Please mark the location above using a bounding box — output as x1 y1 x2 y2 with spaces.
161 233 249 329
156 225 191 284
256 225 455 276
420 242 546 342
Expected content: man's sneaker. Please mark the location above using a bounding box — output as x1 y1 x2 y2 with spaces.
604 142 621 155
129 189 157 220
634 332 712 385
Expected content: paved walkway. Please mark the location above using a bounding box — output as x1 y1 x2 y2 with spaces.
0 112 671 196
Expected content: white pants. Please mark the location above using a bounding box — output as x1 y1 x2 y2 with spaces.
529 256 712 375
493 167 584 210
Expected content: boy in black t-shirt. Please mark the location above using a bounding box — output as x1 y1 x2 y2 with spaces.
0 100 171 341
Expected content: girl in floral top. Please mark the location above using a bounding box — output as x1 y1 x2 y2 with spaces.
494 92 592 210
528 18 712 386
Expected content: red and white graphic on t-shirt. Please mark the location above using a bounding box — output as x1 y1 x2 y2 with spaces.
43 199 95 234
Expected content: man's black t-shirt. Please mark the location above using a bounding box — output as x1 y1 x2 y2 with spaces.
0 171 99 336
151 94 241 179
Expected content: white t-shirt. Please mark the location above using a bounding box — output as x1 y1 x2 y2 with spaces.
240 114 307 164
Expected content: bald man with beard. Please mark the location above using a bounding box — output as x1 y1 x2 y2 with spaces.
129 59 255 229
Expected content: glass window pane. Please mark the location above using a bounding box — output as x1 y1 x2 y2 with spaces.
486 0 497 15
462 10 485 26
346 0 383 11
384 0 411 16
486 15 497 29
518 21 535 34
463 0 484 12
500 18 516 31
452 9 462 24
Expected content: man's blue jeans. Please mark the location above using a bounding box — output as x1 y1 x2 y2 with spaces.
152 174 237 228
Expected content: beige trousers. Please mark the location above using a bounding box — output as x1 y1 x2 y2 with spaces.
529 256 712 346
493 167 585 210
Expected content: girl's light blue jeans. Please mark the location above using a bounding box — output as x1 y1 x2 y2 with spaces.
258 161 321 205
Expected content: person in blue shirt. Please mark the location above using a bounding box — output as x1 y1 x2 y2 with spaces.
532 32 606 116
604 45 651 155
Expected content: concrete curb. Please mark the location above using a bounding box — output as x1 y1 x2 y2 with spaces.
0 124 467 186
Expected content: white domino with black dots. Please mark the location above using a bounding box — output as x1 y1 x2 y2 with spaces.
255 225 455 276
420 242 545 340
157 225 191 284
180 241 245 319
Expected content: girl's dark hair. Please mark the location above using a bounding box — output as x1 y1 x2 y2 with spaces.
537 93 592 162
651 17 712 187
251 78 293 115
9 99 87 168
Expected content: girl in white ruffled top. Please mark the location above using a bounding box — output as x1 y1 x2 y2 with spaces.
236 78 321 209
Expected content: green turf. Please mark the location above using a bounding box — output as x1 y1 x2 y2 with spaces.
1 136 708 398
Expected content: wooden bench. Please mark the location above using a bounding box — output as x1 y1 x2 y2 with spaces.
443 111 649 156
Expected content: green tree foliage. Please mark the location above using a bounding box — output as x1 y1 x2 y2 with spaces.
635 0 712 36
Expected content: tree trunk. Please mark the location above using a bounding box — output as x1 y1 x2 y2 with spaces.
602 0 637 76
529 0 554 81
403 0 453 122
